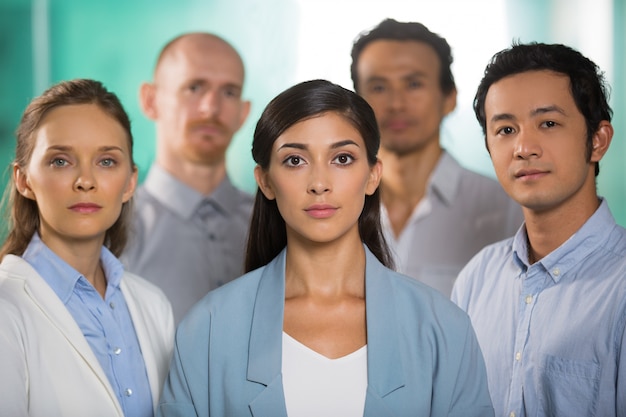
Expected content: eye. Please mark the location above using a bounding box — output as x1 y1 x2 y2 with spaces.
368 84 386 94
188 82 202 93
333 153 355 166
407 79 423 90
222 86 240 98
283 155 305 167
99 158 117 167
496 126 515 135
51 158 68 167
541 120 557 128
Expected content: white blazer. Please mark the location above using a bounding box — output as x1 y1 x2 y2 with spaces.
0 254 175 417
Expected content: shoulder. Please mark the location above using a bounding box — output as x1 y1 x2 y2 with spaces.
122 271 171 308
387 269 470 323
451 237 515 304
177 267 264 332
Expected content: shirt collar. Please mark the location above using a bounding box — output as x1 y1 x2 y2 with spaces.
22 232 124 303
428 151 463 207
143 164 242 220
512 198 615 283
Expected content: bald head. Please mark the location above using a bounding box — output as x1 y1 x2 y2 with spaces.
153 33 245 83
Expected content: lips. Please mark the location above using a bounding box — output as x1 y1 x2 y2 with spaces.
305 204 337 219
383 119 410 131
69 202 102 213
514 168 549 180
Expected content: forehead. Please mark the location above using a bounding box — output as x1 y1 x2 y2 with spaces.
34 104 129 150
485 70 576 119
274 112 364 148
155 37 245 87
357 39 441 80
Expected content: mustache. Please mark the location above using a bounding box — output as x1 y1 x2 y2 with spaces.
187 119 227 131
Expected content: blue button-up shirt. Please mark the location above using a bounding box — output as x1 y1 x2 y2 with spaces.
23 233 153 417
452 199 626 417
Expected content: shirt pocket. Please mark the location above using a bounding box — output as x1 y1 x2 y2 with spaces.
535 354 600 416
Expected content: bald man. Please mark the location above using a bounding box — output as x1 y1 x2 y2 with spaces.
122 33 253 323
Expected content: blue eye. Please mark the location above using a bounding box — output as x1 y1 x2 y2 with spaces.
100 158 116 167
51 158 68 167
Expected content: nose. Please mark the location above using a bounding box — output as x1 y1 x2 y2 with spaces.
73 166 96 192
308 166 331 195
513 130 542 160
199 90 221 117
388 88 407 111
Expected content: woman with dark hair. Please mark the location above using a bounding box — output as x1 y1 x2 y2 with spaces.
0 79 174 417
159 79 493 417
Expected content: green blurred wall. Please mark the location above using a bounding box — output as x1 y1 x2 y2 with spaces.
1 0 624 230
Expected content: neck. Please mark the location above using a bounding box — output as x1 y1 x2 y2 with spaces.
524 193 600 263
157 155 227 195
39 232 108 298
284 233 366 299
379 144 442 203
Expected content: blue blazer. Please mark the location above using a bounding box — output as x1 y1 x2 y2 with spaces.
158 247 494 417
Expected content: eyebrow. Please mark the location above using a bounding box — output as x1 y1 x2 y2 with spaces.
46 145 125 152
490 105 568 124
365 71 426 85
277 139 360 151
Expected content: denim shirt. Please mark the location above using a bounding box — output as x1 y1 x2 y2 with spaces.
23 233 153 417
452 199 626 417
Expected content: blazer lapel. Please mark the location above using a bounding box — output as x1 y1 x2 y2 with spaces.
246 249 289 417
4 256 124 415
363 248 406 415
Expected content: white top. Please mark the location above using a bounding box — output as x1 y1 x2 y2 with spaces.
282 332 367 417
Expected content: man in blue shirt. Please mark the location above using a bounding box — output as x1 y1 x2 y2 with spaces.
451 42 626 417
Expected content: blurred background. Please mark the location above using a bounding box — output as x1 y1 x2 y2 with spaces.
1 0 624 229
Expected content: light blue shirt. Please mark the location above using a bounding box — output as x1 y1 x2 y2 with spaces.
23 233 153 417
451 199 626 417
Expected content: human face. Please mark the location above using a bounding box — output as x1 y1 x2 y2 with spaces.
255 112 381 246
145 36 250 165
15 104 137 250
485 70 607 214
356 40 456 156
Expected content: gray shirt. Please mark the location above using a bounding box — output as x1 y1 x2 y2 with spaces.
122 165 254 324
382 151 523 297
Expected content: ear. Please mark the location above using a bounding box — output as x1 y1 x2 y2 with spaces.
254 165 275 200
139 82 158 120
443 87 457 116
237 100 251 130
365 159 383 196
121 166 139 203
590 120 613 163
14 164 36 201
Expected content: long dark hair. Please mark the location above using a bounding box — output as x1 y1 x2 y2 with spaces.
244 79 393 272
0 78 135 259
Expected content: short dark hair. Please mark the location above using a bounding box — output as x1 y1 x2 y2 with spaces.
245 79 393 272
350 18 455 94
1 79 135 259
474 42 612 176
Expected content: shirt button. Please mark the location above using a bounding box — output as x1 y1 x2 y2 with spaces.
509 412 515 417
125 388 133 397
525 295 533 304
553 268 560 276
109 302 115 309
114 347 122 355
515 351 521 361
